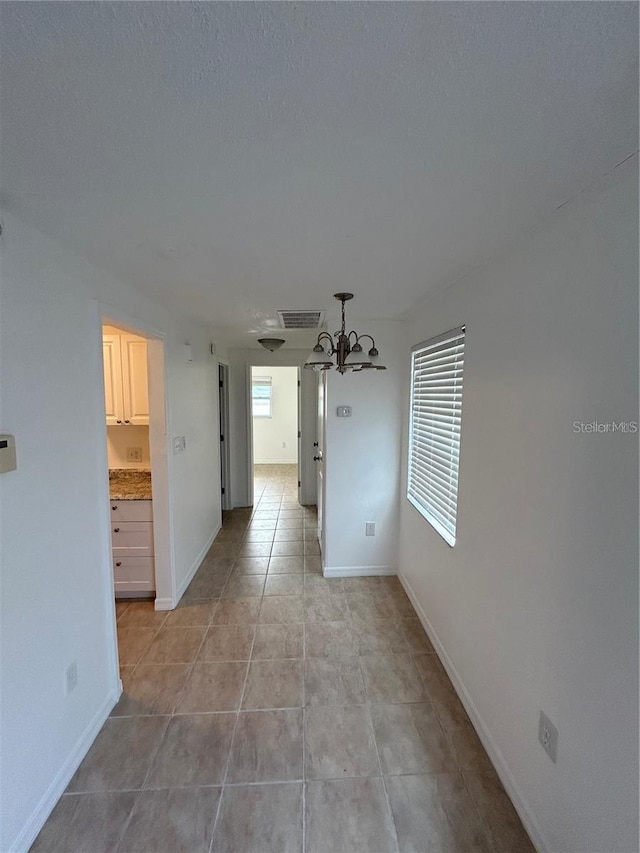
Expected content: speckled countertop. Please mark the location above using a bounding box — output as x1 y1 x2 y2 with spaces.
109 469 152 500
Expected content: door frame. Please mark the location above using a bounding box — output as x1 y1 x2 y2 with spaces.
245 361 317 506
298 367 318 506
316 370 327 556
98 303 176 614
247 364 298 496
218 361 232 511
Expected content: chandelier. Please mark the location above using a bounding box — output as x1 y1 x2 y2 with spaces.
304 293 386 374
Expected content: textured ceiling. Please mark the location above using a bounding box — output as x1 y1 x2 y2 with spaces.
1 2 637 342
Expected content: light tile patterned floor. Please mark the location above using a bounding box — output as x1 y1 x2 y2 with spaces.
31 465 534 852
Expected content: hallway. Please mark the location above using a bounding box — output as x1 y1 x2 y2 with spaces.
32 466 533 852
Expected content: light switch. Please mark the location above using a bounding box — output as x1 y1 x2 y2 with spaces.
336 406 352 418
0 435 17 473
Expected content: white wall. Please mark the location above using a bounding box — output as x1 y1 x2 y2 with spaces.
252 366 298 464
397 157 638 853
323 321 403 574
227 333 403 569
106 425 151 469
0 212 221 852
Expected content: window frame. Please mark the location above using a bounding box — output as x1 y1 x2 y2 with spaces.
407 326 465 547
251 375 273 418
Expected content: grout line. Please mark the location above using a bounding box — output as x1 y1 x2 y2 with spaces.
302 618 307 853
66 767 473 798
367 699 399 851
208 510 263 853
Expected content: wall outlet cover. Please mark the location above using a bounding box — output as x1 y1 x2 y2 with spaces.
65 661 78 695
538 710 558 763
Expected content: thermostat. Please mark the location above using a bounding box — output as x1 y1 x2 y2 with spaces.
336 406 352 418
0 435 17 473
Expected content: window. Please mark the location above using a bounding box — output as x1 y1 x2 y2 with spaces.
408 326 465 546
252 375 272 418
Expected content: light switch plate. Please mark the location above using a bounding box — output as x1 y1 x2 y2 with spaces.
173 435 186 454
336 406 352 418
0 435 17 473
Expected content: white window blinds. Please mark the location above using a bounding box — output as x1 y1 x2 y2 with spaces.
252 376 272 418
408 326 465 547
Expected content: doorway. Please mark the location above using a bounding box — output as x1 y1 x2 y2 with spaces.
250 366 299 500
219 362 232 511
101 316 173 619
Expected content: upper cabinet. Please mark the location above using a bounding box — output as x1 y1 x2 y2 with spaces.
103 332 149 426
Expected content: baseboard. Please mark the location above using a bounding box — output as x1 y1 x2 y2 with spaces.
254 459 297 465
154 596 174 611
9 688 120 853
399 572 550 853
174 521 221 604
323 565 396 578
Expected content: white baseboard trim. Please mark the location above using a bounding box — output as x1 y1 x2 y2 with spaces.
254 458 298 465
399 572 549 853
174 521 221 604
9 688 119 853
153 596 174 611
323 565 396 578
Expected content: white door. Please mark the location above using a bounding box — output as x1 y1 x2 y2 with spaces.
297 371 302 506
219 363 232 511
121 336 150 425
103 335 124 426
316 371 326 546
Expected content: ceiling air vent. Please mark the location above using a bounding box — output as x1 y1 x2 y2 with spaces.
277 309 325 329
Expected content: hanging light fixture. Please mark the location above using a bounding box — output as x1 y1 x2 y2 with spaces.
304 293 386 374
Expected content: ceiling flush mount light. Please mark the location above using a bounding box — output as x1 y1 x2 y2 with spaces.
258 338 286 352
304 293 386 375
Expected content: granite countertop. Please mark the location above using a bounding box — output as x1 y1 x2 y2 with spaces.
109 469 152 500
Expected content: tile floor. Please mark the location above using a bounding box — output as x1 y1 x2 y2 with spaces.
31 465 534 852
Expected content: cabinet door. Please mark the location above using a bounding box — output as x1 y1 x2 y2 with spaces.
121 336 149 425
103 335 124 426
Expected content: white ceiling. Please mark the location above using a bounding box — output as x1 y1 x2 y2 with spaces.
1 2 637 345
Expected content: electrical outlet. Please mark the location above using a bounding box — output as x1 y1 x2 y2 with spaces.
65 661 78 696
365 522 375 536
126 447 142 462
538 710 558 763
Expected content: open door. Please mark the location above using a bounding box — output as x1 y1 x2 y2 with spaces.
297 371 303 506
315 371 326 549
297 368 319 507
218 363 232 511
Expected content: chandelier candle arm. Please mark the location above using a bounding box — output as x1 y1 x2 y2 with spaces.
303 293 387 374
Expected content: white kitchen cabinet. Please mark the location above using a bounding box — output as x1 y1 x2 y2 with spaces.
113 557 155 596
102 333 149 426
110 499 155 597
103 335 124 426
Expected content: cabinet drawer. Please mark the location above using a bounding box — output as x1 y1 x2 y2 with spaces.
113 556 155 589
111 521 154 557
109 500 153 522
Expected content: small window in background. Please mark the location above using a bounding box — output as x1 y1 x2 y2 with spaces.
408 326 465 546
252 376 272 418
